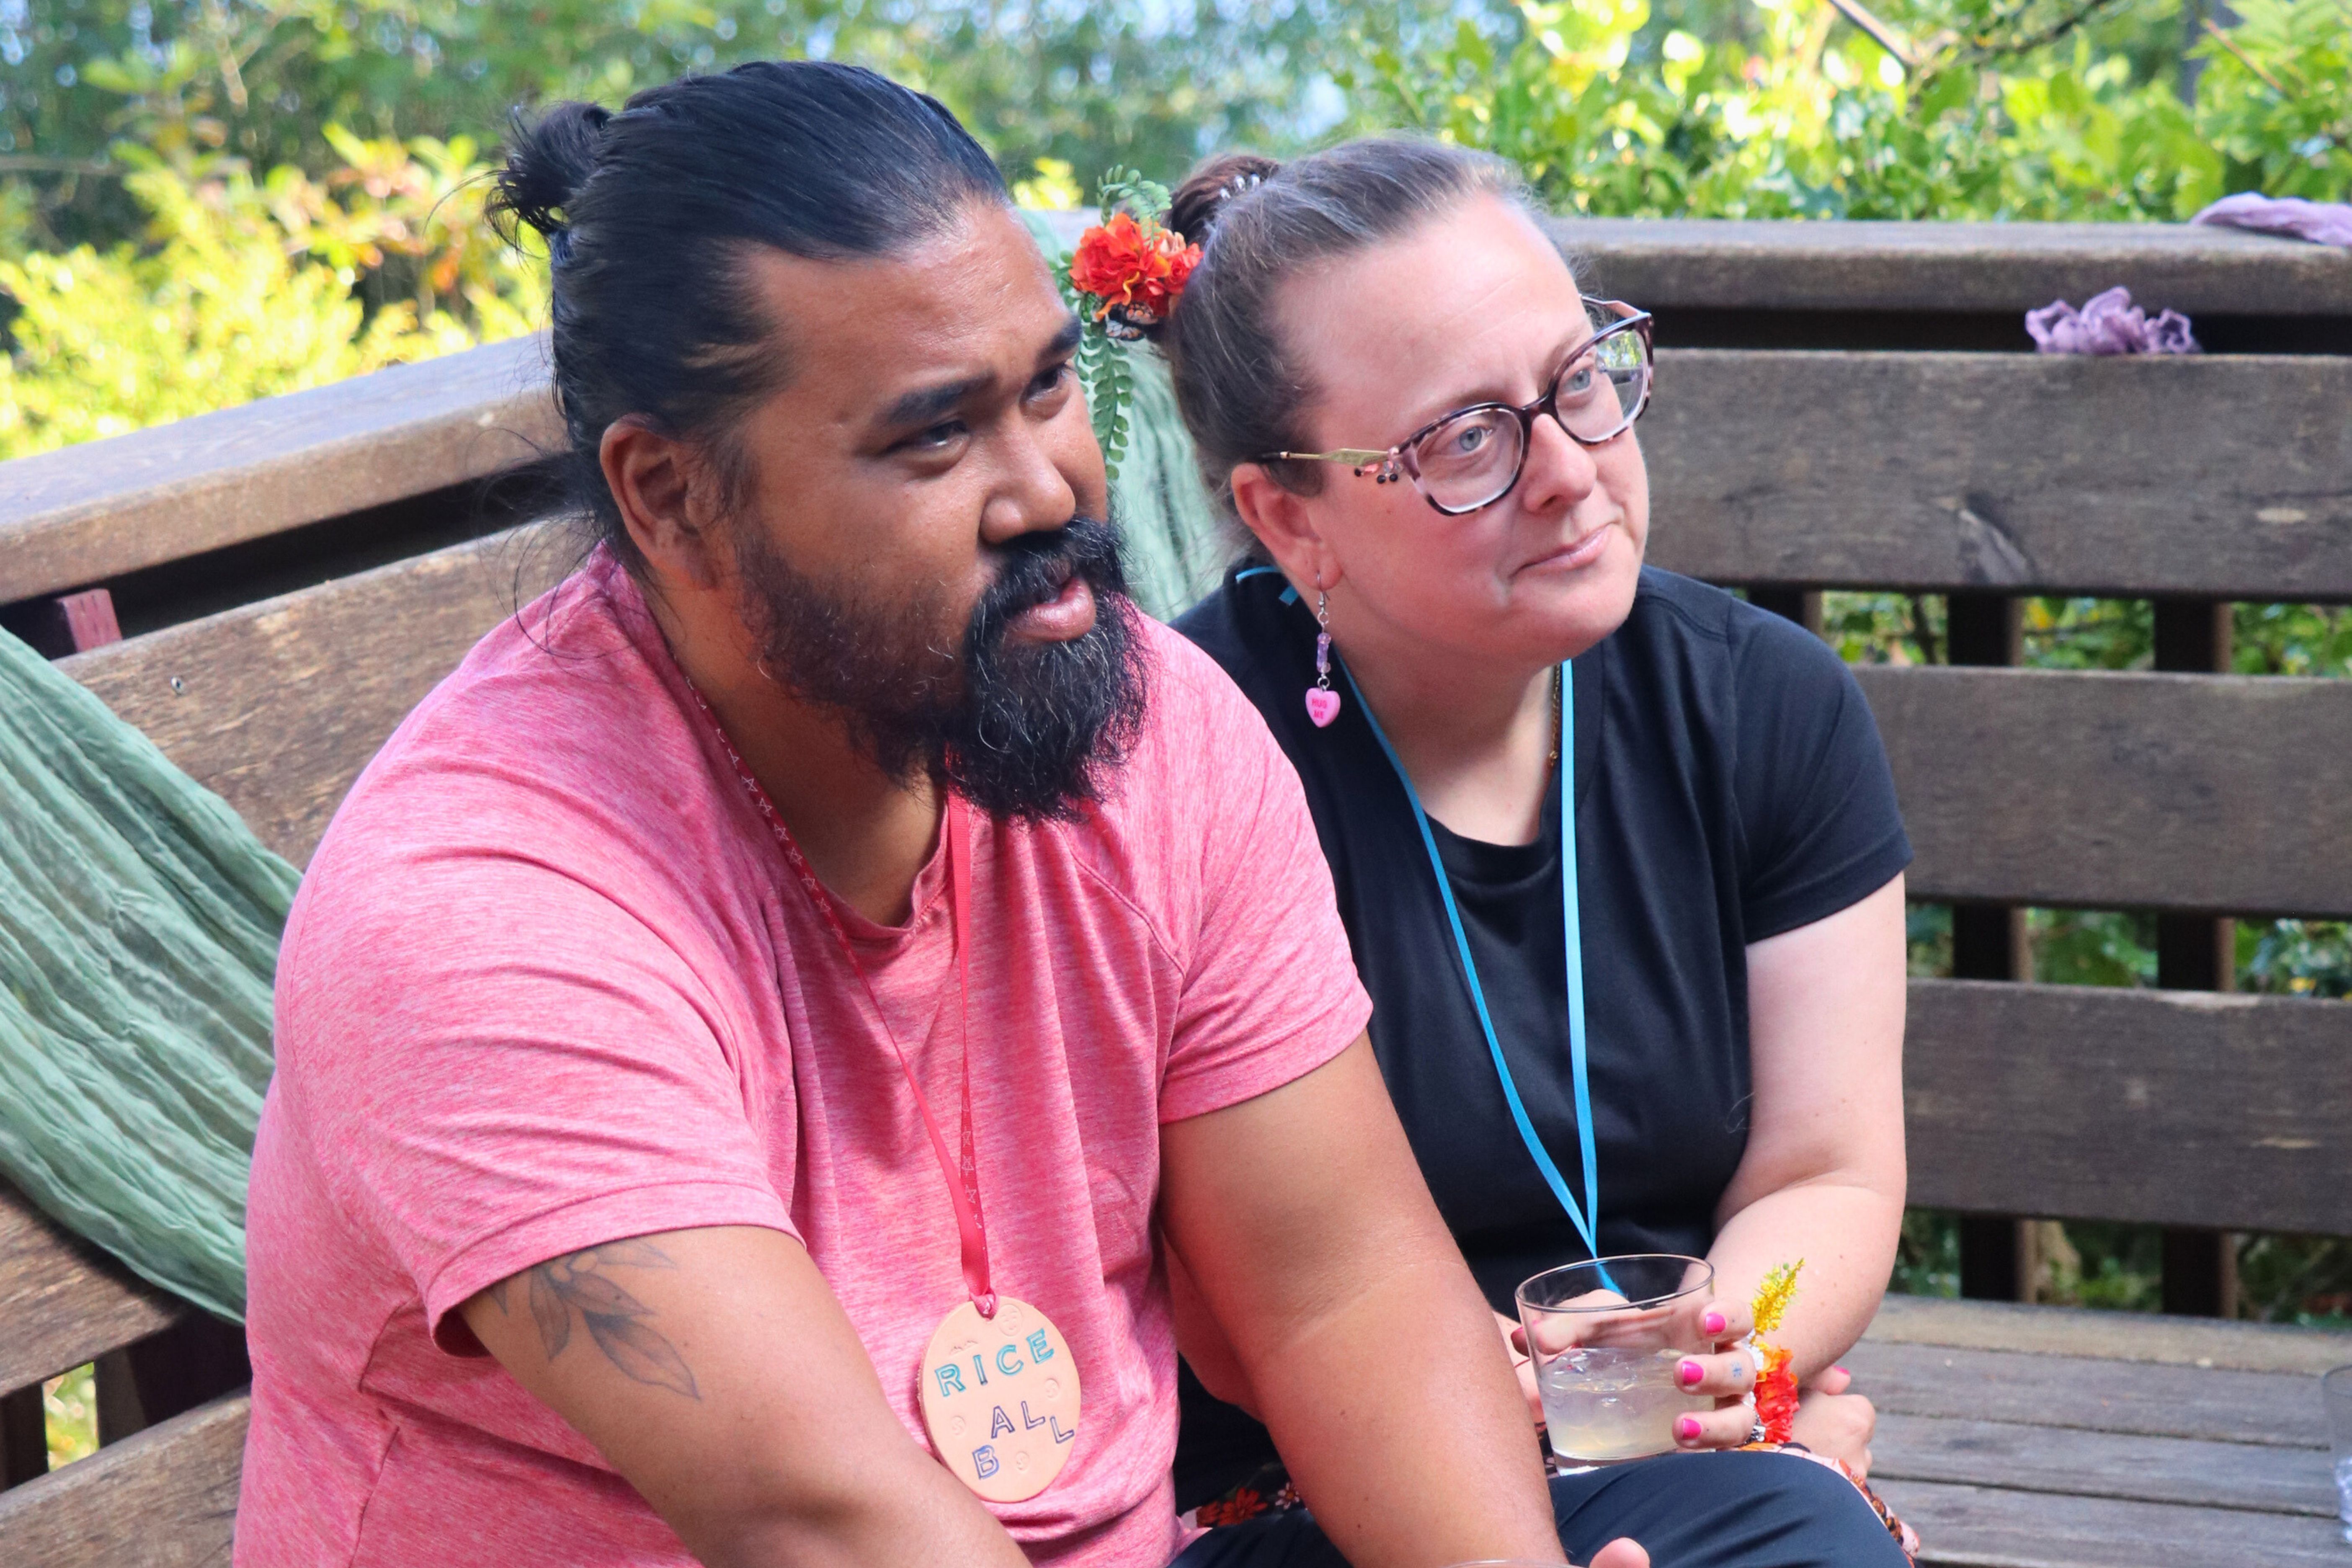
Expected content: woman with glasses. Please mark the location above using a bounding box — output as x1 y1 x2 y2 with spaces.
1150 141 1915 1568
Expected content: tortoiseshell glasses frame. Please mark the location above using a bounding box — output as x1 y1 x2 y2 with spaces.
1260 298 1654 517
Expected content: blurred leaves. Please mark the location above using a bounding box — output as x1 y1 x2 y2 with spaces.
0 132 540 458
0 0 1461 251
3 0 2342 467
1353 0 2344 220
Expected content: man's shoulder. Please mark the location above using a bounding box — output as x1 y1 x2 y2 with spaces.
1137 609 1258 725
299 565 733 931
1052 611 1299 910
1121 613 1287 809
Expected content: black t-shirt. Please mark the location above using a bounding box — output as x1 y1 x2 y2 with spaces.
1168 563 1912 1509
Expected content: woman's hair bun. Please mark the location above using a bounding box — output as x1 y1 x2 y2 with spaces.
1167 152 1280 249
489 101 614 246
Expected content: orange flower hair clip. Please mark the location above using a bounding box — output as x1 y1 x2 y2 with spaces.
1052 168 1200 481
1070 209 1201 341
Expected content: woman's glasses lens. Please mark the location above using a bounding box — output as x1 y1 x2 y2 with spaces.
1408 317 1651 513
1414 408 1523 512
1561 315 1650 441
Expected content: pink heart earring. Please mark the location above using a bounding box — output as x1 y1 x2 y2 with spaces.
1305 590 1342 729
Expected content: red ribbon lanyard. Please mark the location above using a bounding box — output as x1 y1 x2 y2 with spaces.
691 690 996 1316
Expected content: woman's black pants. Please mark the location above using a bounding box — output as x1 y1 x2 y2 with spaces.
1168 1450 1912 1568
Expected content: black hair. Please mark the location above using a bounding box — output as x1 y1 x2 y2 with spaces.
489 61 1011 570
1156 139 1534 518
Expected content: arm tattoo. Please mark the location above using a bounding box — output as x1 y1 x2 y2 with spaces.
490 1239 699 1399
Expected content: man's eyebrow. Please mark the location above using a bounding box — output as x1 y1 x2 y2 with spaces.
880 373 994 431
1042 314 1083 361
874 319 1086 432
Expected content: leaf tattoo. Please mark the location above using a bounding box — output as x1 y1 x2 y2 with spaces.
529 1270 572 1357
583 1315 700 1398
498 1240 700 1399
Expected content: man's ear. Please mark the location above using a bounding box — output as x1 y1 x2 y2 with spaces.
1230 463 1339 593
600 418 731 593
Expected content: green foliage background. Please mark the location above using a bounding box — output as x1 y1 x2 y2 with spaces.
0 0 2342 456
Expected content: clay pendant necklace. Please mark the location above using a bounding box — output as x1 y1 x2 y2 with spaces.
691 692 1081 1503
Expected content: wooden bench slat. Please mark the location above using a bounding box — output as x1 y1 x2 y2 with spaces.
1867 665 2352 918
1849 1329 2327 1449
1882 1477 2349 1568
1548 217 2352 317
67 547 2352 919
0 1183 183 1397
1874 1411 2336 1518
1905 979 2352 1236
1865 1292 2352 1377
1643 350 2352 600
0 1389 245 1565
1857 1299 2351 1565
59 522 568 868
0 334 558 604
9 341 2346 612
1046 212 2352 316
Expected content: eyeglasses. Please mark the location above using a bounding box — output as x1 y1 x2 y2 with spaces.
1262 297 1654 517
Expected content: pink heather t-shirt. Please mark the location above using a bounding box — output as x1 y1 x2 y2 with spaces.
235 553 1369 1568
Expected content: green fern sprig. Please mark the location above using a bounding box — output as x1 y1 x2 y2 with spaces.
1095 166 1173 228
1052 165 1177 482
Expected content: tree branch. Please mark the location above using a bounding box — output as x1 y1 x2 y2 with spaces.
2201 17 2289 95
1967 0 2133 61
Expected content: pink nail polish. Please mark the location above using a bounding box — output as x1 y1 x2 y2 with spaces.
1679 1359 1704 1388
1676 1416 1701 1442
1834 1365 1851 1377
1704 1310 1727 1336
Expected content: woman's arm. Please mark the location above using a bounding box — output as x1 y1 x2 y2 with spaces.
1711 871 1908 1375
1669 874 1908 1454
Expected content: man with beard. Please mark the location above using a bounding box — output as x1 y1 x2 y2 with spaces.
235 62 1646 1568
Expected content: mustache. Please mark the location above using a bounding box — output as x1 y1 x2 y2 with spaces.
726 508 1145 823
971 516 1127 632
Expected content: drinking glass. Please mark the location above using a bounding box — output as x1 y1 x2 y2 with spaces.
2323 1364 2352 1545
1517 1254 1715 1464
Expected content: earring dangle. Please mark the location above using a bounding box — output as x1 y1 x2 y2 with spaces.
1305 591 1342 729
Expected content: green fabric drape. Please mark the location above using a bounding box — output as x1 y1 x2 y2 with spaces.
1110 351 1230 622
0 627 294 1321
0 344 1225 1321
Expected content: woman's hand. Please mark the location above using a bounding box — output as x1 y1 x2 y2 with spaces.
1787 1364 1875 1475
1663 1300 1764 1449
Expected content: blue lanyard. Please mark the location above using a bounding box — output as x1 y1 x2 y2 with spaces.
1341 658 1606 1268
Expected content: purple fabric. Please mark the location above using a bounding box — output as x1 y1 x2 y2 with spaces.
2026 286 2199 356
2192 192 2352 248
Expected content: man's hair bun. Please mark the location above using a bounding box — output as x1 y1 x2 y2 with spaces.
1166 152 1280 250
488 101 613 248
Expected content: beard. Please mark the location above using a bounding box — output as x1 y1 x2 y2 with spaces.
730 514 1149 823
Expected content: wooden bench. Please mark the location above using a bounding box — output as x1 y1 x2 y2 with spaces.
2 217 2347 1565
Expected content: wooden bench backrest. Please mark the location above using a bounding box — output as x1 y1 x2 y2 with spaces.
0 218 2346 1558
35 356 2344 1240
0 333 557 605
